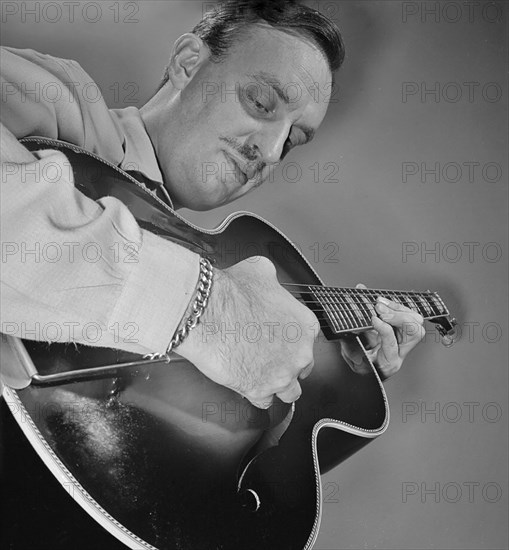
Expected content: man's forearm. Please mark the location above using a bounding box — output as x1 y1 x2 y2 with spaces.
0 123 200 355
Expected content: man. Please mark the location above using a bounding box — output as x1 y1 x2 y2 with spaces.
1 0 424 408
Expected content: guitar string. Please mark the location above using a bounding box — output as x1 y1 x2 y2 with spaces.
281 283 436 298
280 282 436 294
281 287 440 305
280 286 442 306
284 297 440 317
279 289 444 323
283 292 441 308
287 299 439 332
285 296 440 311
280 287 442 306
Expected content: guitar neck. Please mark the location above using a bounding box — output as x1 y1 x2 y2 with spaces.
304 285 450 335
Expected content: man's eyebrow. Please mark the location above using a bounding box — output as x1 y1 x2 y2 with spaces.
247 72 316 144
248 71 291 104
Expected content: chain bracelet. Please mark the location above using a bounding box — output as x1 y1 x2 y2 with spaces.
143 257 213 363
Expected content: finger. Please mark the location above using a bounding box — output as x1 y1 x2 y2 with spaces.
276 381 302 403
397 319 426 356
248 395 274 410
371 316 400 369
375 301 424 326
359 328 380 349
375 305 425 354
376 296 424 318
339 337 373 375
298 360 315 380
355 283 368 289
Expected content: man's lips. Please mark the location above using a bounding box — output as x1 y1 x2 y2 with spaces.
223 151 257 185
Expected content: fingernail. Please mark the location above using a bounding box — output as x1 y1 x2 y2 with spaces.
376 303 390 313
378 296 390 305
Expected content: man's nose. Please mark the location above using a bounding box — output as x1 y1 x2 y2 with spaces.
247 124 290 165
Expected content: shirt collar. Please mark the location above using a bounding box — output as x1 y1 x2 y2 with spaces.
109 106 164 186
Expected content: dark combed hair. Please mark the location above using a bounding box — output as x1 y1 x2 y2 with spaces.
160 0 345 88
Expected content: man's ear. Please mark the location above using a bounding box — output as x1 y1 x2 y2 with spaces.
167 33 209 90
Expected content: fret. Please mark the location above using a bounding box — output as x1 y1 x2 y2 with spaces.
358 291 376 316
400 293 425 316
343 291 365 327
404 294 421 313
415 294 433 317
403 293 420 312
361 292 378 317
365 290 380 309
385 291 399 304
366 289 441 320
425 294 442 317
337 290 361 329
337 297 355 330
329 289 351 330
399 293 415 310
432 292 448 316
325 287 347 331
314 288 341 332
410 293 425 312
351 289 374 325
419 296 431 317
431 293 447 315
330 289 351 330
304 285 450 336
311 287 343 332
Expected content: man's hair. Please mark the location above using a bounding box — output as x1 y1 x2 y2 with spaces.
159 0 345 88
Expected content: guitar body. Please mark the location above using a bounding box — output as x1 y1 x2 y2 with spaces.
1 138 389 550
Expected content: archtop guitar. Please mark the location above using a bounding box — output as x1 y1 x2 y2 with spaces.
0 137 457 550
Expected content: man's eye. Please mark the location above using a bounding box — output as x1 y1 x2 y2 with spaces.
254 100 269 113
246 92 271 114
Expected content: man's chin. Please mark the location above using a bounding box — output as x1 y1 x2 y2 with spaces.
179 178 249 211
183 190 234 212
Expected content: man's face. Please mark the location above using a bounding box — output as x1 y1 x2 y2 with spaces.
156 25 332 211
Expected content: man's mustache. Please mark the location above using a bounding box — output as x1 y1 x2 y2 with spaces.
219 137 266 173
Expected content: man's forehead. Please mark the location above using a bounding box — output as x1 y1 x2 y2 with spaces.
216 25 332 101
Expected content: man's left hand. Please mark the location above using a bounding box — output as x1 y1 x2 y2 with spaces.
340 283 426 380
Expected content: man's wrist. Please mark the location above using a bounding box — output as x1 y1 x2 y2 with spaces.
144 257 213 362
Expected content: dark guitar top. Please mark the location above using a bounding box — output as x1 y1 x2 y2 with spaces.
1 137 454 550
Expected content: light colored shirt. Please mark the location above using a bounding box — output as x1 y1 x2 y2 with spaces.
0 46 200 356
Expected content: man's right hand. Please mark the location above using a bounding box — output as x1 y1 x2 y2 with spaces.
177 256 318 409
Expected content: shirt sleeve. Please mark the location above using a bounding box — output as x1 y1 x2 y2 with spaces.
0 47 201 355
1 148 200 356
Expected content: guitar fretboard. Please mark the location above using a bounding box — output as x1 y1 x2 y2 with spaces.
307 286 449 334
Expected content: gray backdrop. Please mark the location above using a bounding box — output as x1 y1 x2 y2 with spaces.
2 1 507 549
